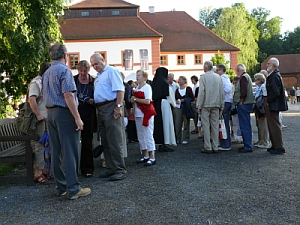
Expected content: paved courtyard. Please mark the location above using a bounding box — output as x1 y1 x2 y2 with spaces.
0 103 299 225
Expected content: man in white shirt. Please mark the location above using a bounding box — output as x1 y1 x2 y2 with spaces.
216 64 233 151
168 73 179 94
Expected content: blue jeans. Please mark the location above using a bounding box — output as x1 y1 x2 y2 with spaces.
237 104 254 150
220 102 231 148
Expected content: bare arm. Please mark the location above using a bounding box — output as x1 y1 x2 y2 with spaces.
29 96 45 121
64 92 83 131
114 91 124 119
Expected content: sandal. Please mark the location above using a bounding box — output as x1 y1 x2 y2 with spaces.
42 172 54 180
34 174 50 185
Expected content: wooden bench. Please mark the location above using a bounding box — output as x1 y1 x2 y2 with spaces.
0 118 39 185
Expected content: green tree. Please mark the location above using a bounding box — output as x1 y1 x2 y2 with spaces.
251 7 283 67
212 4 259 75
0 0 68 117
211 51 235 82
198 6 222 30
282 27 300 53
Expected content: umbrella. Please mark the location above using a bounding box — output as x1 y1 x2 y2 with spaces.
39 130 51 180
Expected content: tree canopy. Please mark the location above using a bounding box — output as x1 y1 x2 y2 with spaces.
212 4 259 74
0 0 68 117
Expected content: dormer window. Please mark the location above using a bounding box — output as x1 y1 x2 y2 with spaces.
81 11 89 17
111 10 120 16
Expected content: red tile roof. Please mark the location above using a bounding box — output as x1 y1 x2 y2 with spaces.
69 0 138 9
60 17 162 40
260 54 300 74
140 11 239 52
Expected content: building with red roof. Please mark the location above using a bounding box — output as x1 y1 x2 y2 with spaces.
60 0 239 81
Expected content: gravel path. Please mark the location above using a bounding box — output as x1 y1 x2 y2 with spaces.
1 104 299 225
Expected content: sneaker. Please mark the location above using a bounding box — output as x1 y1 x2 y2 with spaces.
145 159 156 166
182 141 188 144
69 188 91 200
257 144 269 149
281 125 287 128
218 147 231 151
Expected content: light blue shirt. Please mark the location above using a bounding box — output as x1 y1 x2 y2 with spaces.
221 74 233 103
94 65 124 103
42 61 77 108
255 84 267 98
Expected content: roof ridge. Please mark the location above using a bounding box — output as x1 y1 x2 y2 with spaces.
137 15 163 37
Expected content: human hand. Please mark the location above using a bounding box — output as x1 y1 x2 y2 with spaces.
114 106 122 119
36 114 45 122
75 118 84 131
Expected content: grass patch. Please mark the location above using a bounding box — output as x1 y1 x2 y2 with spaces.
0 163 20 176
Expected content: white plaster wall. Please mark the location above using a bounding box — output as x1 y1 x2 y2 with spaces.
65 40 153 77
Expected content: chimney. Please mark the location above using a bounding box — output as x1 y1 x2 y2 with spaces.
149 6 155 14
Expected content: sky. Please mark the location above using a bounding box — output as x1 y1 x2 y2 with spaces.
126 0 299 34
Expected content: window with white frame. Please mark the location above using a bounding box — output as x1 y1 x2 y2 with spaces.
139 49 148 70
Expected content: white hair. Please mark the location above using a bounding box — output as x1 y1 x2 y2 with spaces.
204 61 213 70
168 73 174 79
236 64 246 72
269 57 279 67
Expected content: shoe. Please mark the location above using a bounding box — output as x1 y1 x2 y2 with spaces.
238 148 253 153
98 171 114 178
269 148 285 154
110 172 126 181
137 157 149 163
83 173 93 178
191 130 198 134
145 159 156 166
182 141 188 144
34 174 50 185
257 144 269 149
213 150 219 154
201 149 212 154
281 125 287 128
239 146 245 150
267 147 275 152
198 136 203 139
57 191 67 197
218 147 231 151
69 188 91 200
158 145 174 152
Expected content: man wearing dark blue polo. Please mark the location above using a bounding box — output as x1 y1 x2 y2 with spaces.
42 43 91 199
90 53 127 181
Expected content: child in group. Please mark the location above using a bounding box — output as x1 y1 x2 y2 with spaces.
131 70 156 166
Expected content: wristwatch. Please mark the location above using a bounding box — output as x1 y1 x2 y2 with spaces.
116 104 123 108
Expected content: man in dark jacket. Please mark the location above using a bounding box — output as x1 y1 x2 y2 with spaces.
265 57 288 154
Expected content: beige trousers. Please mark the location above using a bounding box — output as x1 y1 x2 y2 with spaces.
201 107 220 150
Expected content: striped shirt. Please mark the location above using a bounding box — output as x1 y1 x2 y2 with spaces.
42 61 77 108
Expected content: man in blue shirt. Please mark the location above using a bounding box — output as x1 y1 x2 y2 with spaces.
42 43 91 199
90 53 127 181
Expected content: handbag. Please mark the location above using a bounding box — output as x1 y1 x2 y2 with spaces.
15 99 38 135
254 89 265 115
219 115 227 139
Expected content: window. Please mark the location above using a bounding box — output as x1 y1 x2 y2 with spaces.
81 11 89 17
194 54 203 64
177 55 185 65
94 51 106 60
139 49 148 70
160 55 168 65
123 49 133 70
68 53 79 69
111 10 120 16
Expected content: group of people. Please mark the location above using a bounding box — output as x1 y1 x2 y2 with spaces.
289 86 300 104
27 43 287 200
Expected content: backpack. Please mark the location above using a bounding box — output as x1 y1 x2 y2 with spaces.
15 92 38 135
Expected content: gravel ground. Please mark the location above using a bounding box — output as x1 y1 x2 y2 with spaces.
0 103 299 225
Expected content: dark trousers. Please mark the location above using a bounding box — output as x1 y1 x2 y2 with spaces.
127 120 137 141
265 103 284 149
47 107 81 197
97 102 126 174
80 120 94 174
220 102 231 148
